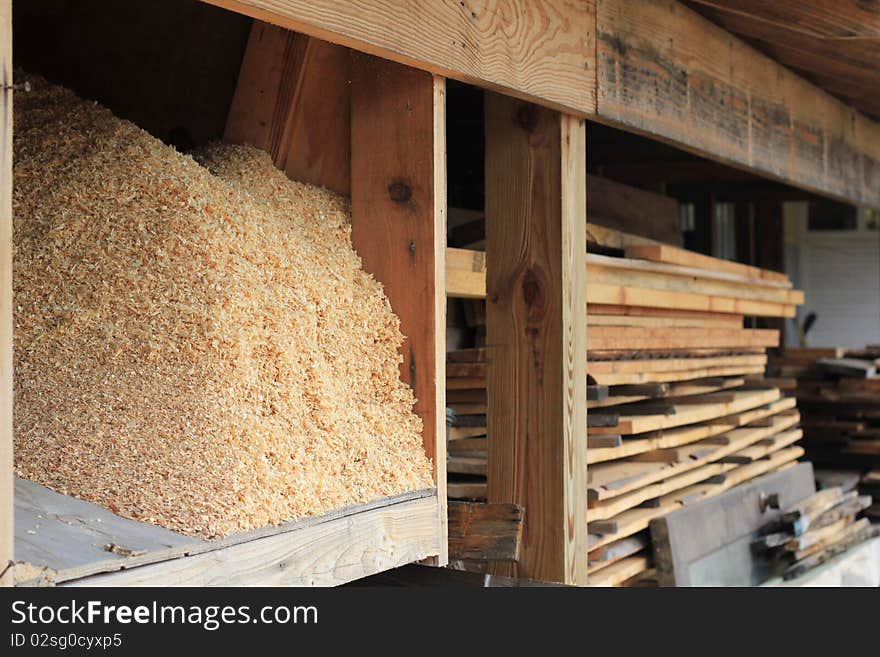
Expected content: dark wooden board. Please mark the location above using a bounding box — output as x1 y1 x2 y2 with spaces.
649 462 815 586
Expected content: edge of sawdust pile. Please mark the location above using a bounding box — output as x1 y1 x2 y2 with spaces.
12 75 434 539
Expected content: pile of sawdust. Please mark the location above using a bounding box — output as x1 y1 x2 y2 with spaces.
13 75 433 538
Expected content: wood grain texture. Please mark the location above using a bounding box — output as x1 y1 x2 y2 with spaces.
225 21 351 194
350 56 447 564
596 0 880 209
587 175 681 246
0 0 11 587
485 94 588 584
202 0 596 115
63 494 442 586
447 501 524 561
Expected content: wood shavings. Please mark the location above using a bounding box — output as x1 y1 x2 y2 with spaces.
13 74 433 538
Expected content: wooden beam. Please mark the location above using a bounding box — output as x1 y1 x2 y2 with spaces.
0 0 11 588
225 21 351 195
485 94 588 585
350 55 447 565
202 0 596 116
587 175 681 246
596 0 880 210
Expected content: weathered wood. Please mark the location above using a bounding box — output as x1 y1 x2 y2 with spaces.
14 478 437 586
447 502 524 562
816 358 877 378
596 0 880 210
485 94 587 584
0 0 10 588
350 56 447 564
225 22 351 194
649 462 815 586
202 0 596 116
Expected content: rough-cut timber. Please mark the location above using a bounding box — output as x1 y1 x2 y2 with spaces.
202 0 596 116
596 0 880 210
13 77 434 539
485 94 587 585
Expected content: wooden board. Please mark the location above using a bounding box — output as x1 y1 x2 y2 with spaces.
588 313 742 329
14 478 439 586
588 554 651 587
588 327 778 351
588 353 765 375
589 364 764 386
350 55 447 563
587 283 795 317
0 0 10 587
447 502 523 562
624 244 789 286
649 463 815 586
596 0 880 210
589 389 781 435
224 22 351 195
485 94 587 585
202 0 597 116
587 174 681 246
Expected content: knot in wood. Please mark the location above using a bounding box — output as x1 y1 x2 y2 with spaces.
388 179 413 203
521 267 548 323
516 104 538 133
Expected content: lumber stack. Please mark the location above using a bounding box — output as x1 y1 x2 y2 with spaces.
446 228 806 584
771 347 880 470
753 487 878 580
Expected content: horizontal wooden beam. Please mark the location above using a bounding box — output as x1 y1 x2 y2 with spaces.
595 0 880 210
201 0 596 116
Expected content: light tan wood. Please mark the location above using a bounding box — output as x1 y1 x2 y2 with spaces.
587 397 797 463
225 22 351 195
624 243 790 285
64 494 442 586
588 554 650 587
485 95 588 585
590 389 781 435
202 0 596 116
446 247 487 298
350 56 447 564
0 0 10 588
588 354 766 375
596 0 880 210
587 283 796 317
589 364 764 386
588 313 741 329
588 326 779 351
587 174 681 246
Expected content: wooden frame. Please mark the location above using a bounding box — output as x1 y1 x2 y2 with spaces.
0 0 12 588
200 0 880 210
5 11 447 586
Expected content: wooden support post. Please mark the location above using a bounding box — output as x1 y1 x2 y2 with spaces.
485 94 588 585
350 55 448 565
0 0 11 587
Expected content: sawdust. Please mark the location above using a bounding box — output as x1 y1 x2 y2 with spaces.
12 75 433 538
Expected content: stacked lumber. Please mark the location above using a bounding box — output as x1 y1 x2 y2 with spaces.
446 228 806 584
753 487 878 580
771 347 880 469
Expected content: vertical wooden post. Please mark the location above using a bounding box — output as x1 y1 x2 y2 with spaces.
0 0 12 586
484 94 588 585
350 55 448 564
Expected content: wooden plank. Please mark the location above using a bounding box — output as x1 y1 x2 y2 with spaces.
588 353 765 375
0 0 10 588
688 1 880 38
589 364 764 386
202 0 596 116
596 0 880 210
588 313 741 328
446 247 486 298
588 327 778 351
587 174 681 246
14 478 437 586
447 482 487 500
588 554 650 586
224 22 351 194
485 94 587 585
649 462 815 586
624 243 789 285
64 494 441 586
587 283 795 317
350 56 447 564
589 389 780 435
447 502 524 562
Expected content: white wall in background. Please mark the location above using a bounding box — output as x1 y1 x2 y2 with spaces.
785 202 880 349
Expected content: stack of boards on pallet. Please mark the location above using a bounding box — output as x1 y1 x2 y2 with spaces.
753 486 878 580
445 225 806 584
771 347 880 470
